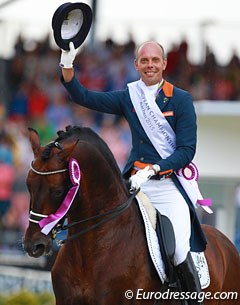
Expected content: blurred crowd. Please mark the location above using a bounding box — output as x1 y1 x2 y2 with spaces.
0 34 240 239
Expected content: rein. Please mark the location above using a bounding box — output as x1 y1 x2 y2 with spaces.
29 159 139 246
56 188 139 246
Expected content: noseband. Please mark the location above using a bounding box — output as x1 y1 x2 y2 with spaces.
29 159 139 246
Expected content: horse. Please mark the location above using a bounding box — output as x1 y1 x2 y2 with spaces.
23 125 240 305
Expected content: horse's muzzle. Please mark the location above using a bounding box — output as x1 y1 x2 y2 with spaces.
23 233 53 258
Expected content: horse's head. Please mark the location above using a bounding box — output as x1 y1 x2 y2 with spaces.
23 128 78 257
23 126 128 258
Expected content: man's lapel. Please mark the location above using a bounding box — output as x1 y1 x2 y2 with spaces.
156 80 174 110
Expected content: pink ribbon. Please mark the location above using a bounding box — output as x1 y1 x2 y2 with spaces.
39 158 81 235
177 162 212 208
197 198 212 207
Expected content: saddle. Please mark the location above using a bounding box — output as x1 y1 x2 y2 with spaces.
135 191 210 290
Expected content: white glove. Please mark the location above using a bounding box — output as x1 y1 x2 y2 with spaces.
129 166 155 192
60 42 78 68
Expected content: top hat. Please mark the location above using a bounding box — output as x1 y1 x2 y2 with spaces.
52 2 92 50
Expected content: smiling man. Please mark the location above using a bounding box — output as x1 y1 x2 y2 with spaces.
60 40 206 305
134 41 167 86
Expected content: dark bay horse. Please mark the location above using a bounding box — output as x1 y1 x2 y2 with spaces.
23 126 240 305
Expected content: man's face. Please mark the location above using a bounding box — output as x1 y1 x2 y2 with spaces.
134 42 167 86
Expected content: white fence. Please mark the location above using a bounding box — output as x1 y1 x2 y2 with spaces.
0 266 53 294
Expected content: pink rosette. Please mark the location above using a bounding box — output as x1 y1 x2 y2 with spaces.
177 162 212 209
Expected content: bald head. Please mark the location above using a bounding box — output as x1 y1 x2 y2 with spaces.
135 41 166 60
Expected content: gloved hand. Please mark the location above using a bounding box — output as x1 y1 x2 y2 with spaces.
60 42 78 68
129 166 155 192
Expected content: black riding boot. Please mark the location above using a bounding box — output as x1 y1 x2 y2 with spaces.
175 252 204 305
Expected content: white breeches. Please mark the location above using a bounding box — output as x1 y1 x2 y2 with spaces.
140 178 191 266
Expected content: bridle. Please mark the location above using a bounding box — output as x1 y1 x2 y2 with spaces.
29 160 139 246
30 162 68 175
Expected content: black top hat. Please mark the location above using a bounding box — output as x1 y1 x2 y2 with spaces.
52 2 92 50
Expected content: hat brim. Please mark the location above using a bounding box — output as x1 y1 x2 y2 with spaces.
52 2 92 50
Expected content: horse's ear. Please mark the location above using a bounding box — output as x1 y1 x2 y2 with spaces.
28 128 41 157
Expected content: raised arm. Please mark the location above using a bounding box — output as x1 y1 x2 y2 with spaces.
60 42 78 82
62 68 74 83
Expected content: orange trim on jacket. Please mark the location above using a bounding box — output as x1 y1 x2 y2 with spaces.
131 161 173 178
162 111 174 117
162 80 174 97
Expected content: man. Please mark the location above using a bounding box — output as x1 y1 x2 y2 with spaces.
60 41 206 304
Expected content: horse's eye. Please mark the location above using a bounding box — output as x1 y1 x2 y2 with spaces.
52 189 64 198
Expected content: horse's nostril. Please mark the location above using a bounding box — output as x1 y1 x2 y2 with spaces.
33 243 45 256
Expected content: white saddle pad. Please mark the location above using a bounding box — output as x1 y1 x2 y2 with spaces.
135 192 210 289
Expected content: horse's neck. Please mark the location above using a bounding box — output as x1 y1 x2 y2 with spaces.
68 182 129 227
81 171 128 210
66 146 145 257
66 197 144 258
